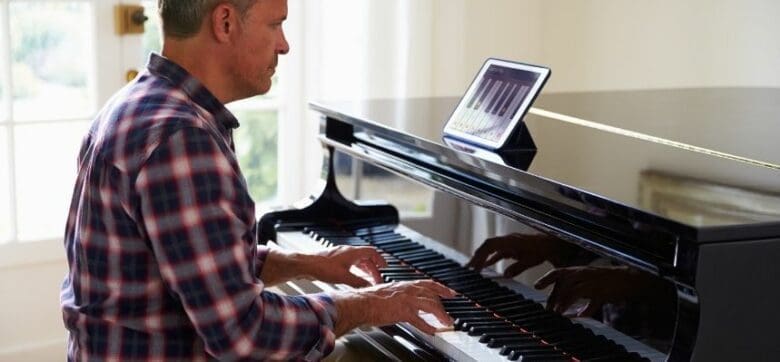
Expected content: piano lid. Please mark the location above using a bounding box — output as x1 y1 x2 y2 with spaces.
310 88 780 247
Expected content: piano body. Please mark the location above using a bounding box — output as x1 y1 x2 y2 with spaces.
259 89 780 361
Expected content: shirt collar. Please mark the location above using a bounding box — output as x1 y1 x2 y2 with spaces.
146 53 240 130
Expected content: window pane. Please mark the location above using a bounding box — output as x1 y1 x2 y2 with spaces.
15 121 88 241
0 127 10 243
10 2 93 122
232 110 278 203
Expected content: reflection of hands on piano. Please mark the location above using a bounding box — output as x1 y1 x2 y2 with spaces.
535 265 659 317
467 233 584 277
330 280 457 337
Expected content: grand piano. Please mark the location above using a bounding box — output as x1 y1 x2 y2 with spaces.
258 88 780 361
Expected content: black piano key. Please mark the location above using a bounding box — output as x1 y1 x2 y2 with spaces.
428 268 483 279
378 266 416 273
453 316 499 330
446 277 495 289
371 239 413 249
486 336 540 349
460 320 510 331
386 245 429 255
512 353 571 362
443 305 488 313
467 324 519 336
449 311 495 320
365 234 408 243
437 277 486 288
485 298 535 311
321 236 368 245
401 254 446 264
414 260 460 271
383 275 429 282
469 287 517 305
351 224 396 236
381 271 425 279
492 302 542 315
440 297 471 305
500 343 555 356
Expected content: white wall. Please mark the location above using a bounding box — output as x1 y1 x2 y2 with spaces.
540 0 780 92
429 0 780 95
0 241 67 360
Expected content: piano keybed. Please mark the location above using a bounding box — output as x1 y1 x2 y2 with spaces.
277 222 664 362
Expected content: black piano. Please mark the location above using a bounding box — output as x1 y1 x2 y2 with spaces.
259 88 780 361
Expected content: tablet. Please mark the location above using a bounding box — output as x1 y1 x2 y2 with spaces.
443 58 550 150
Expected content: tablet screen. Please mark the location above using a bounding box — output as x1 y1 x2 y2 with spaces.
444 59 550 149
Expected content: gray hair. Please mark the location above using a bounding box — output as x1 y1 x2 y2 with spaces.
158 0 258 38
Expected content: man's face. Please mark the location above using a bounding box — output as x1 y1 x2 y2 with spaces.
231 0 289 98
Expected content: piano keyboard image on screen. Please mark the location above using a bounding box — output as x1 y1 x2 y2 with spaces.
450 65 535 142
275 221 666 362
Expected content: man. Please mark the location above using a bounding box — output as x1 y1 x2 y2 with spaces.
61 0 453 360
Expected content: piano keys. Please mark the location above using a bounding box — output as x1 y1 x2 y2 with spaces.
274 223 664 361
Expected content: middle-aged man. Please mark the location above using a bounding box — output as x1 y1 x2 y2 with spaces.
61 0 453 360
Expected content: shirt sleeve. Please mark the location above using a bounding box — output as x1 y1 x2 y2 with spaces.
135 126 336 361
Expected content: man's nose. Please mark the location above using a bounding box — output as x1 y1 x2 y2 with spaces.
278 32 290 55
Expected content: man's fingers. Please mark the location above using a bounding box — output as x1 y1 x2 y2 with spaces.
577 300 603 317
466 238 504 268
503 260 536 278
412 280 457 298
482 252 509 269
342 272 371 288
350 246 387 268
357 260 383 284
534 268 564 289
415 297 454 327
551 291 578 314
363 247 388 269
407 314 438 335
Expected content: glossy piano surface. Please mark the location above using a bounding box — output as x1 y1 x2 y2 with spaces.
311 88 780 248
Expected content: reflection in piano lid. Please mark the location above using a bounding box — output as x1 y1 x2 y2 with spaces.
260 91 780 361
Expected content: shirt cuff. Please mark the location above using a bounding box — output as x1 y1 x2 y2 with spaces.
301 293 337 361
255 246 270 277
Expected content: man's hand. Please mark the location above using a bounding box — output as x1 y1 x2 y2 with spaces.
467 233 579 277
260 246 386 287
534 265 662 317
309 245 387 287
330 280 457 337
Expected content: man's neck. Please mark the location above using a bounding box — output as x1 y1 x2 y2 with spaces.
161 37 236 104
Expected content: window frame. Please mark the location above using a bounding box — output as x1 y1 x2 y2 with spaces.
0 0 121 264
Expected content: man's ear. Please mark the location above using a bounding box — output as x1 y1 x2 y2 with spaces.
210 3 239 43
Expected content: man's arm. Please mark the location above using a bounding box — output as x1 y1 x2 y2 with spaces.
136 126 337 360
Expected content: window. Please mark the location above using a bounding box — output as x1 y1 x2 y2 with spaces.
1 0 94 244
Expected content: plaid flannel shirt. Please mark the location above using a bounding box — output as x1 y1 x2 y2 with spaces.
61 53 336 361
